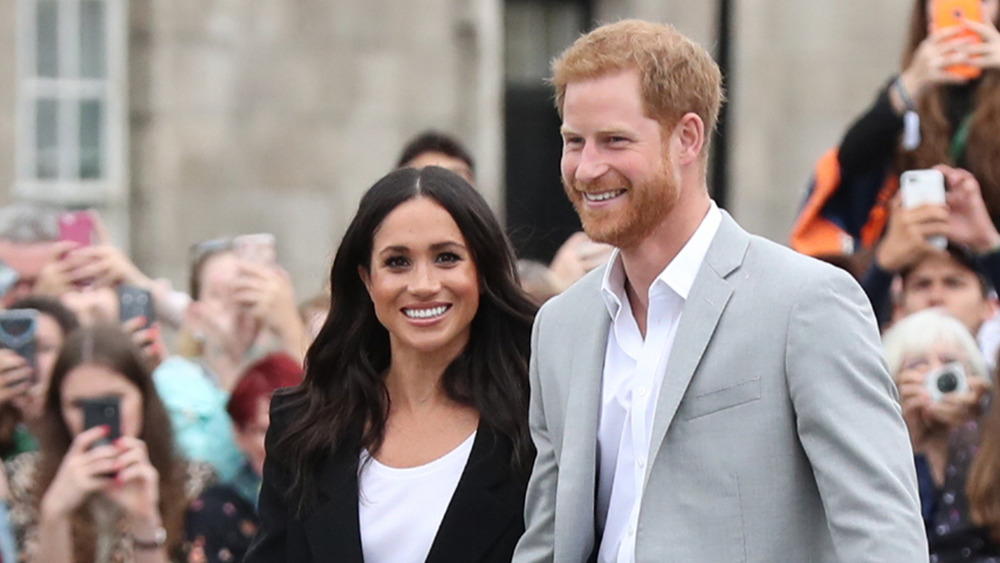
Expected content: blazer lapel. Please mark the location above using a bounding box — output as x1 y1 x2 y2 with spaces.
426 426 519 563
555 276 611 552
303 448 365 561
645 212 748 482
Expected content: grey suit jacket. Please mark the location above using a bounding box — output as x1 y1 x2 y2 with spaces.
513 212 928 563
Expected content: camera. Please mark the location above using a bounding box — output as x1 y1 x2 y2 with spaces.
924 361 969 402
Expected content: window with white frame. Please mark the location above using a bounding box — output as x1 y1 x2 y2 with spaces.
15 0 127 207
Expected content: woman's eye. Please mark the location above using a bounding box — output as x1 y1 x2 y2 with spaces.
436 252 462 264
384 256 409 268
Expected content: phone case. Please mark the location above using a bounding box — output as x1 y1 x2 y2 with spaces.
118 285 155 327
901 169 946 207
0 309 38 371
233 233 277 264
932 0 985 79
82 396 122 448
58 211 95 246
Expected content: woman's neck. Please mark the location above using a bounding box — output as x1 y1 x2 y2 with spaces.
384 344 463 413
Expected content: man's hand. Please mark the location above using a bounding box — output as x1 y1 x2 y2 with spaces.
939 164 1000 253
874 197 948 272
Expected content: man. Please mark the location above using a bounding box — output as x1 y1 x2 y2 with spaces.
861 165 1000 335
395 130 476 184
513 20 926 562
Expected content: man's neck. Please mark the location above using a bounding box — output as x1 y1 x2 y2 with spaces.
620 189 711 336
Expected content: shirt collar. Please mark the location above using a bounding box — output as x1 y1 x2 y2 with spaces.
600 201 722 318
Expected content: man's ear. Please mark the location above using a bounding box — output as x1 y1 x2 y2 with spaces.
672 112 706 166
982 294 999 326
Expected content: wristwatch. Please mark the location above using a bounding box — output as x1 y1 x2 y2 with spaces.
131 526 167 550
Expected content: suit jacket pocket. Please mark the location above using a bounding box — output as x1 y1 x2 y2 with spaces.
682 377 761 421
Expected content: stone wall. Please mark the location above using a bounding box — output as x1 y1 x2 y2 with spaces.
129 0 503 298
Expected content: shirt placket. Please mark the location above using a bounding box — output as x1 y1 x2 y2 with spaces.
617 291 670 563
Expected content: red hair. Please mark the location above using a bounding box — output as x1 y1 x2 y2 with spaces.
227 353 303 428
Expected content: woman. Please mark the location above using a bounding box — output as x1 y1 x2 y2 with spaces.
792 0 1000 264
882 309 993 559
0 297 79 459
4 324 216 562
245 166 536 562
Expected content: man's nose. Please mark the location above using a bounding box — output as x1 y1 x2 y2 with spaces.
574 142 609 184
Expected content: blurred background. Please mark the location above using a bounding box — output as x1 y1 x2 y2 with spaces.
0 0 911 298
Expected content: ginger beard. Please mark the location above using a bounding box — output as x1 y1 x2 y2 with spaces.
563 150 680 249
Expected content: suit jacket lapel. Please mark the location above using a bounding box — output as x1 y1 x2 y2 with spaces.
303 448 365 561
645 212 748 482
561 281 611 541
426 426 519 563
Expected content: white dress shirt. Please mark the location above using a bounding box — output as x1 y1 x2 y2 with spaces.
595 202 722 563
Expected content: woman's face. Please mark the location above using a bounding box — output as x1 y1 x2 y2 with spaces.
14 313 65 420
60 363 143 439
898 338 971 381
233 397 270 476
361 197 480 361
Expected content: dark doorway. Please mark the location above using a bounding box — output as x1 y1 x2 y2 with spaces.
503 0 591 264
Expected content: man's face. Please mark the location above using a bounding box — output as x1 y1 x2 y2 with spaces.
0 241 62 305
559 68 678 250
898 253 996 334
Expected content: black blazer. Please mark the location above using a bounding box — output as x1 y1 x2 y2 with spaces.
244 391 526 562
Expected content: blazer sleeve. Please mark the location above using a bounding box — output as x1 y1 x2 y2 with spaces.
243 390 296 563
512 304 558 563
786 268 928 561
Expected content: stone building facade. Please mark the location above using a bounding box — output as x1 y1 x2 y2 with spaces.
0 0 911 298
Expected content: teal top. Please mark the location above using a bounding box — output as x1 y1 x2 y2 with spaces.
153 356 244 481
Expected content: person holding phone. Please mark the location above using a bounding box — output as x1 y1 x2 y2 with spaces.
2 324 227 563
791 0 1000 267
245 166 536 562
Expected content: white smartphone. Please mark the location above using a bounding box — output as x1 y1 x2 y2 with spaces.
900 169 947 249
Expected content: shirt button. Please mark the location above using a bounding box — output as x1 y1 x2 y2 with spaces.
627 526 635 537
637 387 648 397
637 458 646 469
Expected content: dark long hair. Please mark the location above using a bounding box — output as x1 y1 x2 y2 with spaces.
899 0 1000 221
275 166 536 515
34 324 186 561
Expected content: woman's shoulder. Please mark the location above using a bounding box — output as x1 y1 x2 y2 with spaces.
6 451 39 504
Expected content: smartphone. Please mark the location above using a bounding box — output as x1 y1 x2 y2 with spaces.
118 285 155 328
82 395 122 449
58 210 95 246
233 233 277 265
0 259 19 299
932 0 984 80
901 169 948 249
0 309 38 375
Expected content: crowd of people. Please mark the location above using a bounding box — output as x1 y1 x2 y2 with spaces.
0 1 996 562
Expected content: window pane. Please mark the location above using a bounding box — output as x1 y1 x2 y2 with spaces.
80 100 103 179
36 0 59 78
36 99 59 179
80 1 106 79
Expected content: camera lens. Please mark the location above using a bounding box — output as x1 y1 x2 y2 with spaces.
937 371 959 393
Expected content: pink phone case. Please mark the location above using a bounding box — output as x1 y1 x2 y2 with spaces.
58 211 95 246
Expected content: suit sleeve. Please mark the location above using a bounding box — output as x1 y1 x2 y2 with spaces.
786 268 928 562
243 393 293 563
512 304 558 563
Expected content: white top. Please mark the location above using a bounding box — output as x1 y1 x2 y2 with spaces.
595 202 722 563
358 431 476 563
